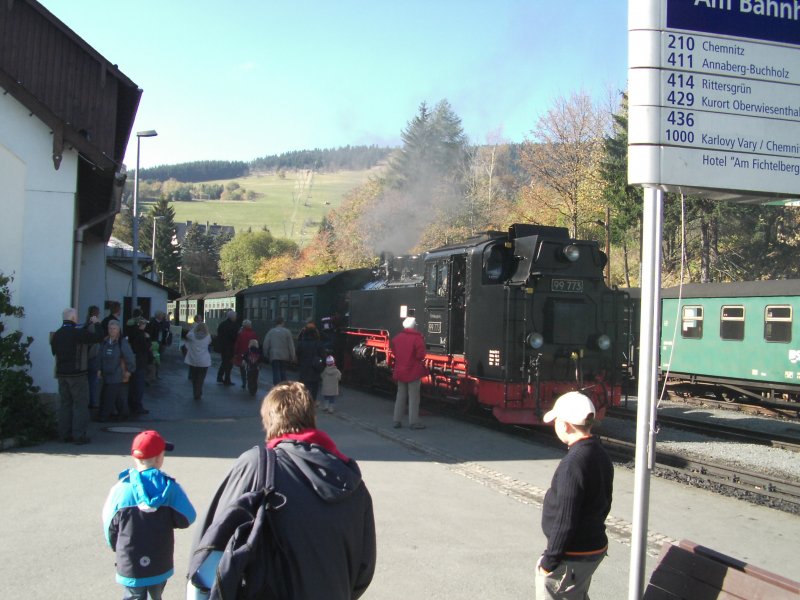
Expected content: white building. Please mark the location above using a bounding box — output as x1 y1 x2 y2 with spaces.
0 0 141 397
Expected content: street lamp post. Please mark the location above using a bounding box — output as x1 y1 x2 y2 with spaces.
177 265 183 296
131 129 158 313
151 215 165 280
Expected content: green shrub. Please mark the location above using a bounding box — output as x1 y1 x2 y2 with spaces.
0 274 56 445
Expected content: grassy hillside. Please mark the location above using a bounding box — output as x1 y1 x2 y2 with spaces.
154 168 380 246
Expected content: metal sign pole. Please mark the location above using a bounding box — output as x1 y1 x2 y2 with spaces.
628 186 663 599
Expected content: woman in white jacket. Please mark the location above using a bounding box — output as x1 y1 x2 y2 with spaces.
184 322 212 400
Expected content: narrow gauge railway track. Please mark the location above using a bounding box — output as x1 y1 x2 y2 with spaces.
422 400 800 515
607 407 800 453
597 435 800 516
656 391 800 420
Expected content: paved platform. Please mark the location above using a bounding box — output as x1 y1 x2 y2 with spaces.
1 349 798 599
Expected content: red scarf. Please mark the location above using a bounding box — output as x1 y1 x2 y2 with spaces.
267 428 350 462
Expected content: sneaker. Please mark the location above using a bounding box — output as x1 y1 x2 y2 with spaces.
410 423 426 430
392 421 402 429
326 406 335 414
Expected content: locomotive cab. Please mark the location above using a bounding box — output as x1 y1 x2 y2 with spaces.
461 224 627 424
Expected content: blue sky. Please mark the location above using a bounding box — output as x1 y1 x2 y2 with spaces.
42 0 628 169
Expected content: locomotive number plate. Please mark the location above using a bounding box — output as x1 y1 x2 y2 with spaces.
551 279 584 293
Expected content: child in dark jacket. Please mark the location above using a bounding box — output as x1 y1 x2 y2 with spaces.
242 339 263 396
102 430 196 600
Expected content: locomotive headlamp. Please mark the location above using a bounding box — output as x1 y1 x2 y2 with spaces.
526 332 544 349
562 244 581 262
597 334 611 351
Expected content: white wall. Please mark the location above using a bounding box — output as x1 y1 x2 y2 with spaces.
105 267 169 318
78 240 109 319
0 89 79 395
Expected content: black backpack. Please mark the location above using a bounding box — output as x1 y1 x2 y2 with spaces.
188 445 289 600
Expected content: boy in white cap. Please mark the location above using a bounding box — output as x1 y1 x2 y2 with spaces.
536 392 613 599
320 355 342 413
102 430 196 600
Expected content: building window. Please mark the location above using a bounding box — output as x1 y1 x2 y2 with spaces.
681 305 703 339
765 305 792 343
720 306 744 340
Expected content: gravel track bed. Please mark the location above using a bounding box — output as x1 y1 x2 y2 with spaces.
595 409 800 483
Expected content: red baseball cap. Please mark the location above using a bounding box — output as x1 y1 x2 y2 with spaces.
131 430 174 459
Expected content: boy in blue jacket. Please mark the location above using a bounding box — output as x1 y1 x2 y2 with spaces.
102 430 196 600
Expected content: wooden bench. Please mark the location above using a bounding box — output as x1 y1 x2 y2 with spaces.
643 539 800 599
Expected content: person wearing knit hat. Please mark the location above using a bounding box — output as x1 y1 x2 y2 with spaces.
320 355 342 413
536 392 613 599
102 429 196 599
390 316 428 429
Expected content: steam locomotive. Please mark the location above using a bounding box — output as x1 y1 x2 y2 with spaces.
171 223 633 425
343 224 631 425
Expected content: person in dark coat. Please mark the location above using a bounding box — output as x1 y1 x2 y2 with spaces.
50 307 103 444
83 305 102 410
188 381 376 600
101 301 122 337
127 318 151 416
215 311 238 385
296 322 325 403
536 392 614 600
390 316 428 429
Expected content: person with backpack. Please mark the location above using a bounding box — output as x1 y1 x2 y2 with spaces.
187 381 376 600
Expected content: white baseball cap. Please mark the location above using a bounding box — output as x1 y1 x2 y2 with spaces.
403 316 417 329
543 391 596 426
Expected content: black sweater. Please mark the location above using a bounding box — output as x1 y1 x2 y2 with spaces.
540 436 614 572
50 321 103 376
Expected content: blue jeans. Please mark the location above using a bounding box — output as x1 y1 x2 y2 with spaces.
123 581 166 600
271 360 288 385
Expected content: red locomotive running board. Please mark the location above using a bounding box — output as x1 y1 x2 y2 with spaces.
345 328 621 426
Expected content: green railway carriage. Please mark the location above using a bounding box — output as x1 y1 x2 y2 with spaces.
660 280 800 402
239 269 375 341
203 290 240 337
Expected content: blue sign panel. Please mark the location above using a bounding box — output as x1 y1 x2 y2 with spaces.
667 0 800 46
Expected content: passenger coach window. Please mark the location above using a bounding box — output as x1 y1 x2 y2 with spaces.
720 306 744 340
302 294 314 321
279 295 288 320
290 294 301 322
681 306 703 339
269 297 277 323
765 305 792 343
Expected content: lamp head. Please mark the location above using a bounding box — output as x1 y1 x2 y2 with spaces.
137 129 158 138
